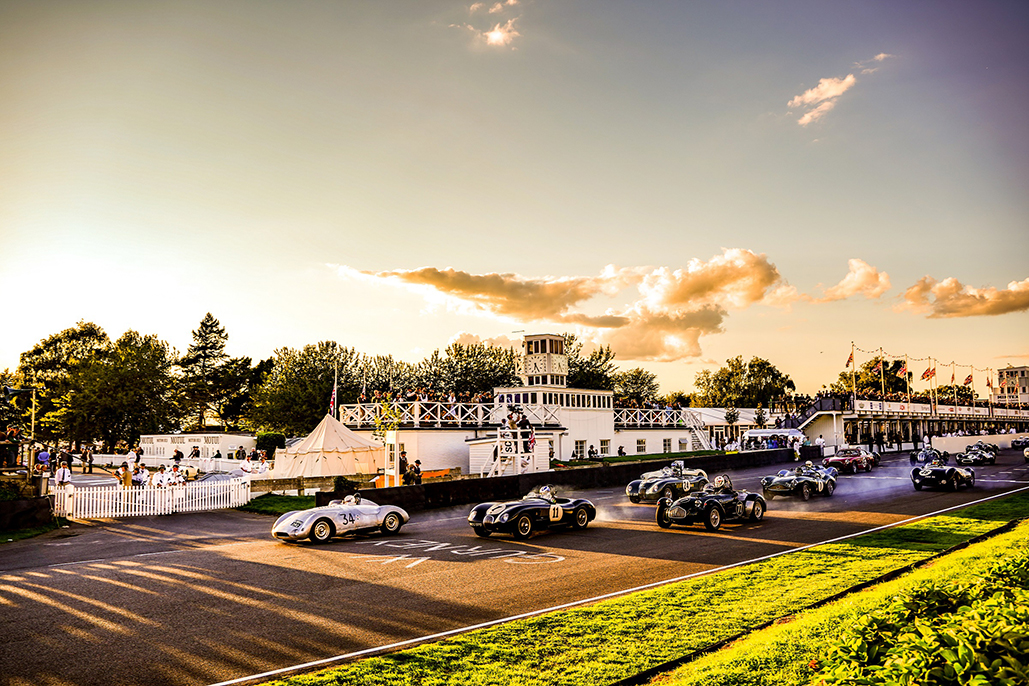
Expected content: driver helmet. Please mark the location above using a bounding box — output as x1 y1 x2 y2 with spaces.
344 495 355 504
353 493 362 504
713 475 730 490
804 460 813 468
539 485 554 501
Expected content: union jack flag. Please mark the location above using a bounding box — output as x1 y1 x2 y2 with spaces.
987 377 993 388
921 366 934 381
872 360 882 374
963 374 973 386
329 386 337 416
896 363 907 378
845 352 853 368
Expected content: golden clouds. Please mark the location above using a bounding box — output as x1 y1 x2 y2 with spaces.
340 255 1027 361
899 276 1029 318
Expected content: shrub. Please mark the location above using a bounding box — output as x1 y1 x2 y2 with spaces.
255 432 286 456
815 542 1029 686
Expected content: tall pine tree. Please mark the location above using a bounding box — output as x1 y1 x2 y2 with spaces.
179 313 229 429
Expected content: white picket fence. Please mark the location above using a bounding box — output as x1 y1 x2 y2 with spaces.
53 477 252 519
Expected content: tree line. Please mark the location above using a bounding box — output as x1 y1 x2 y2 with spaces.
1 316 801 450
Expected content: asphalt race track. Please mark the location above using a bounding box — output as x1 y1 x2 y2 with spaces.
2 449 1027 686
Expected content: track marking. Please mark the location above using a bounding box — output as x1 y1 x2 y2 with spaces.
208 484 1029 686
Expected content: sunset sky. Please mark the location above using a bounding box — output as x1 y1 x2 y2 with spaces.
2 1 1027 397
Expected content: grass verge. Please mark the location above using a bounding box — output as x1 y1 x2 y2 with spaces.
261 490 1029 686
652 519 1029 686
1 516 70 543
238 493 316 516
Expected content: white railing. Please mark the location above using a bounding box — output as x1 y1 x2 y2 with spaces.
53 477 251 519
340 401 491 428
614 407 706 431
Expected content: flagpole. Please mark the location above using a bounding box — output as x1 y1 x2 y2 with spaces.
879 348 886 399
905 354 910 404
850 342 856 400
951 361 956 408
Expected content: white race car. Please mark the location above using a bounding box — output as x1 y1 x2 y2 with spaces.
272 495 409 543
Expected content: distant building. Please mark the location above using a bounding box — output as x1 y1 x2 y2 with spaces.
993 365 1029 406
138 432 255 459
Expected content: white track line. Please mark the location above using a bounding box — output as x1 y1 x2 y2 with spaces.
208 484 1029 686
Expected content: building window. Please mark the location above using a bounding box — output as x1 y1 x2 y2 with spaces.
600 439 610 455
636 439 646 453
663 438 672 453
574 440 586 459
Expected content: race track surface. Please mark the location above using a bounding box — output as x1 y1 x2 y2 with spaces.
2 449 1027 686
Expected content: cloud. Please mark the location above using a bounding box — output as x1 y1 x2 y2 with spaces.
448 332 520 349
818 259 891 302
339 249 797 362
458 0 522 47
797 100 837 126
788 53 890 126
484 18 520 46
788 74 857 108
899 276 1029 318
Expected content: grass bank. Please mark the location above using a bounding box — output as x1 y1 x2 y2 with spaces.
261 490 1029 686
653 518 1029 686
238 493 316 516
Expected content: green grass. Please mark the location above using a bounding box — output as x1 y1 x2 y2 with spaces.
237 493 317 516
655 520 1029 686
1 516 70 543
261 492 1029 686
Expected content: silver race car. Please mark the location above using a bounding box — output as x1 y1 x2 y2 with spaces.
272 494 409 543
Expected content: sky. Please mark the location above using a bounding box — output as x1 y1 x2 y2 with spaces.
1 0 1027 397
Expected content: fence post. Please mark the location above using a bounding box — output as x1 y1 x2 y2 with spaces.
297 475 305 497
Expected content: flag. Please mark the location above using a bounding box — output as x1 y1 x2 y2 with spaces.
950 371 955 384
872 360 882 374
896 363 907 378
329 385 337 416
528 429 536 452
963 374 973 386
987 377 993 388
921 366 933 381
845 352 853 368
1000 379 1007 387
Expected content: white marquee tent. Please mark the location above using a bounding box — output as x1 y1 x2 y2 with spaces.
274 414 384 478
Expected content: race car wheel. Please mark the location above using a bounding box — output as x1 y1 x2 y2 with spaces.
704 507 722 531
949 474 959 491
750 500 764 521
656 503 672 529
864 461 872 473
800 484 811 501
968 473 975 489
662 487 675 501
572 507 590 530
824 481 835 496
380 512 403 535
628 495 641 504
310 518 334 544
472 526 491 538
913 482 922 490
512 514 533 540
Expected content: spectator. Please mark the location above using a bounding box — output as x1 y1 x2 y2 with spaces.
54 460 72 488
413 460 422 484
36 446 51 473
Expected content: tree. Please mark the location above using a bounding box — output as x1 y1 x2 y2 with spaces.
17 321 111 444
663 390 691 407
724 407 739 442
413 342 520 395
829 358 909 397
614 368 660 406
179 313 229 429
563 334 617 390
248 342 364 435
693 356 795 409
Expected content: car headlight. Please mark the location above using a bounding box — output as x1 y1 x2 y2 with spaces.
500 513 510 523
290 520 303 528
